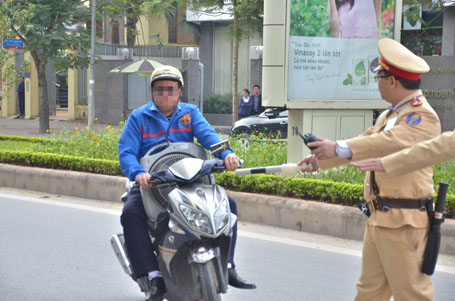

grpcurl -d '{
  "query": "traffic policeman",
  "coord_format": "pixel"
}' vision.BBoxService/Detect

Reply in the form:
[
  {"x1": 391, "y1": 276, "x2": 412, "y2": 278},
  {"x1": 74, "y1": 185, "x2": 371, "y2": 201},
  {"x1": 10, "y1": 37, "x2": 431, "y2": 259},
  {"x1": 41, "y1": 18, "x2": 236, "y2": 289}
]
[
  {"x1": 351, "y1": 130, "x2": 455, "y2": 175},
  {"x1": 300, "y1": 38, "x2": 441, "y2": 300},
  {"x1": 118, "y1": 66, "x2": 256, "y2": 301}
]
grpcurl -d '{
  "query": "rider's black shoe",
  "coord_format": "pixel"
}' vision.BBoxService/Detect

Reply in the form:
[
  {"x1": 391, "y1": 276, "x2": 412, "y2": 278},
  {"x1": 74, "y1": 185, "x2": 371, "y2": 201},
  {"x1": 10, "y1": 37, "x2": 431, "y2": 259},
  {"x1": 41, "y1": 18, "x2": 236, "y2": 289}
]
[
  {"x1": 146, "y1": 277, "x2": 166, "y2": 301},
  {"x1": 228, "y1": 268, "x2": 256, "y2": 289}
]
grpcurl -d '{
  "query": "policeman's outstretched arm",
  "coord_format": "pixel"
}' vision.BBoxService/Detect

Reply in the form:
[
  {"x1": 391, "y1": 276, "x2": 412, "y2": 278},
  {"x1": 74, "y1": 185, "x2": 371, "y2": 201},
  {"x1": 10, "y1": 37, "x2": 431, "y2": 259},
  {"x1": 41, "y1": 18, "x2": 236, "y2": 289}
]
[
  {"x1": 352, "y1": 130, "x2": 455, "y2": 175},
  {"x1": 307, "y1": 138, "x2": 337, "y2": 160},
  {"x1": 350, "y1": 159, "x2": 385, "y2": 172},
  {"x1": 298, "y1": 154, "x2": 320, "y2": 172}
]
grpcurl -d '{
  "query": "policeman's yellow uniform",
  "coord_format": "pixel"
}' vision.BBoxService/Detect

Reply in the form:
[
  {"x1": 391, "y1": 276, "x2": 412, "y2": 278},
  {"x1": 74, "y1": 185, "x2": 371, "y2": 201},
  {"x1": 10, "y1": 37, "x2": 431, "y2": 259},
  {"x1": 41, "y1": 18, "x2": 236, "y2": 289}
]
[
  {"x1": 381, "y1": 130, "x2": 455, "y2": 175},
  {"x1": 319, "y1": 38, "x2": 441, "y2": 300}
]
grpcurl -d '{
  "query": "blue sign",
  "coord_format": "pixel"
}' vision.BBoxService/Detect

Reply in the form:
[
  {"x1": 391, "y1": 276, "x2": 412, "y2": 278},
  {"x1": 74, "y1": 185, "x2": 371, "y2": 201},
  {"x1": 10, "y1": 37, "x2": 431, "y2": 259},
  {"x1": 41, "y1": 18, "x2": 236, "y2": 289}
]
[{"x1": 2, "y1": 38, "x2": 24, "y2": 49}]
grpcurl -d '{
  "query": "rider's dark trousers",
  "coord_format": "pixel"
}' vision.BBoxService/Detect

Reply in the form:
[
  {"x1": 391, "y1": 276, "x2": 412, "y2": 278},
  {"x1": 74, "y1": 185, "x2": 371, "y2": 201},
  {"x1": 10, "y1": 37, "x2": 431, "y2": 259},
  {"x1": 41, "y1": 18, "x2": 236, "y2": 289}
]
[{"x1": 121, "y1": 186, "x2": 238, "y2": 278}]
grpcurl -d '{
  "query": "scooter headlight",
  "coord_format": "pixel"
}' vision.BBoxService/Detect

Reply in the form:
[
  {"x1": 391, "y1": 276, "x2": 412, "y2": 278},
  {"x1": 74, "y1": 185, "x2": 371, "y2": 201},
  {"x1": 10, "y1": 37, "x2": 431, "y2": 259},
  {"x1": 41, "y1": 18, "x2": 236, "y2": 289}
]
[
  {"x1": 179, "y1": 204, "x2": 213, "y2": 234},
  {"x1": 214, "y1": 198, "x2": 229, "y2": 233}
]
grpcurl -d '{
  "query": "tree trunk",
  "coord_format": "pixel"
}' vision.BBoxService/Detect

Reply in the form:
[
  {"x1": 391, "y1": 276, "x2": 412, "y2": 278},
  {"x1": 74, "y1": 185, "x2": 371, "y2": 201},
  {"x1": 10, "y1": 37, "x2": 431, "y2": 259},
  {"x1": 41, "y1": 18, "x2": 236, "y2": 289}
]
[
  {"x1": 231, "y1": 8, "x2": 239, "y2": 124},
  {"x1": 37, "y1": 61, "x2": 49, "y2": 133}
]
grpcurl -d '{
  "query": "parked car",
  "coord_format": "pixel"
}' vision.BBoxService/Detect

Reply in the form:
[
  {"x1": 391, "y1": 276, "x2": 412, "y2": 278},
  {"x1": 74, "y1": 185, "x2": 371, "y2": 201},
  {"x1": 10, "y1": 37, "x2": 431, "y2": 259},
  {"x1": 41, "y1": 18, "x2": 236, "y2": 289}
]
[{"x1": 231, "y1": 109, "x2": 288, "y2": 138}]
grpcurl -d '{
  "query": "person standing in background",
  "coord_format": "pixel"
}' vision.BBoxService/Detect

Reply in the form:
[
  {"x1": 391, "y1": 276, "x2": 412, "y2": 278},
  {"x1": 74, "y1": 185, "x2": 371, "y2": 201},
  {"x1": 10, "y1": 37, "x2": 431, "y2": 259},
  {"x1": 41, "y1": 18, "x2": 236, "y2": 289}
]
[
  {"x1": 251, "y1": 85, "x2": 264, "y2": 115},
  {"x1": 15, "y1": 77, "x2": 25, "y2": 119},
  {"x1": 238, "y1": 88, "x2": 253, "y2": 119}
]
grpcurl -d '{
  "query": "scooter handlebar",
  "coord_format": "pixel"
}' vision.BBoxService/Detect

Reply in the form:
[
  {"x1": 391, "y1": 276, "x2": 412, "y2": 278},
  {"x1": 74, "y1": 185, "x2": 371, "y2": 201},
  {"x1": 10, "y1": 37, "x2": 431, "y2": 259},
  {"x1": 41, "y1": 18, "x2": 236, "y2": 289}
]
[{"x1": 147, "y1": 158, "x2": 233, "y2": 185}]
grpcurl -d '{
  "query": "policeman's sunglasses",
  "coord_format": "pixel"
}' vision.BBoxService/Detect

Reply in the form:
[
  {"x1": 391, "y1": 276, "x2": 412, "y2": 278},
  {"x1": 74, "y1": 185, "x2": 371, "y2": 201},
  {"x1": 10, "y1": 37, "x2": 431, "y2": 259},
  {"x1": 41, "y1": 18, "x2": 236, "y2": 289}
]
[
  {"x1": 154, "y1": 86, "x2": 178, "y2": 96},
  {"x1": 374, "y1": 75, "x2": 392, "y2": 82}
]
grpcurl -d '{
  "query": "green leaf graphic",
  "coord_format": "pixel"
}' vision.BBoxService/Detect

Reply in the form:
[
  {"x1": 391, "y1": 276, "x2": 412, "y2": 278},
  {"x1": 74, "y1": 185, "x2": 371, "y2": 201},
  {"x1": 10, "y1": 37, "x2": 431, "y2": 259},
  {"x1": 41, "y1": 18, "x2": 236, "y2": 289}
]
[
  {"x1": 343, "y1": 73, "x2": 353, "y2": 85},
  {"x1": 355, "y1": 62, "x2": 365, "y2": 77},
  {"x1": 406, "y1": 7, "x2": 420, "y2": 27}
]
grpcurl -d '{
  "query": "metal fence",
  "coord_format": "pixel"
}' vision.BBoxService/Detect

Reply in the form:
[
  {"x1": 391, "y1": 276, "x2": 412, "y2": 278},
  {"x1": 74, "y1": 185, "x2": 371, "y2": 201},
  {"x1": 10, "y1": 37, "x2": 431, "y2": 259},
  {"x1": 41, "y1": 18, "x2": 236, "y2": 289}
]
[
  {"x1": 78, "y1": 68, "x2": 88, "y2": 105},
  {"x1": 96, "y1": 43, "x2": 181, "y2": 58}
]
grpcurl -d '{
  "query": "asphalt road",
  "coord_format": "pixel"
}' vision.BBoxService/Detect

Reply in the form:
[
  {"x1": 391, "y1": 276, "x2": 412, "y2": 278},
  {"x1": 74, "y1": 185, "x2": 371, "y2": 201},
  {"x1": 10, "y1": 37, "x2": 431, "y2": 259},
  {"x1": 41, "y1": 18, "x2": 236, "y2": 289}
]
[{"x1": 0, "y1": 189, "x2": 454, "y2": 301}]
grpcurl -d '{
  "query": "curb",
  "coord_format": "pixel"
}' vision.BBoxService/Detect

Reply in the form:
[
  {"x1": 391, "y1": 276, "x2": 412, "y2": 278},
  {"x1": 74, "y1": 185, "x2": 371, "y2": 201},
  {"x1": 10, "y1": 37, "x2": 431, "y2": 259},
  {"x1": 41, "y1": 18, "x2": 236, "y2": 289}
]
[
  {"x1": 0, "y1": 164, "x2": 126, "y2": 203},
  {"x1": 1, "y1": 163, "x2": 454, "y2": 256}
]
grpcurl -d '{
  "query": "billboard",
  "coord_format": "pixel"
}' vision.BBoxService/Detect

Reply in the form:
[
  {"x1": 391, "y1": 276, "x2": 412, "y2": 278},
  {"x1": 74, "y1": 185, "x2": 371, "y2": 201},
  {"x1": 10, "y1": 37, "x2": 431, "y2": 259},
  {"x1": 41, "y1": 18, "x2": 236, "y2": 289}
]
[{"x1": 288, "y1": 0, "x2": 396, "y2": 101}]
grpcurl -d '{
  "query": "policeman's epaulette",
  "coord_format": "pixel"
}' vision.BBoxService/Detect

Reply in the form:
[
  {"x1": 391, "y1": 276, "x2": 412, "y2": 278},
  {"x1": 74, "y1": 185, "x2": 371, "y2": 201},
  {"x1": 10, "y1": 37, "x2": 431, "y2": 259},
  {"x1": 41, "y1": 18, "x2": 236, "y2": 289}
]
[{"x1": 411, "y1": 97, "x2": 423, "y2": 106}]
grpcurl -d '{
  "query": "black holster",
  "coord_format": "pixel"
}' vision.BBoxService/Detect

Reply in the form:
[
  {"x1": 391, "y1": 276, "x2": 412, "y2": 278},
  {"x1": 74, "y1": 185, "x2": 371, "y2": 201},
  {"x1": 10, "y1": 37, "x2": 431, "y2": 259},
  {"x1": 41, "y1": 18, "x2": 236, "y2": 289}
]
[
  {"x1": 422, "y1": 204, "x2": 443, "y2": 275},
  {"x1": 422, "y1": 183, "x2": 448, "y2": 275}
]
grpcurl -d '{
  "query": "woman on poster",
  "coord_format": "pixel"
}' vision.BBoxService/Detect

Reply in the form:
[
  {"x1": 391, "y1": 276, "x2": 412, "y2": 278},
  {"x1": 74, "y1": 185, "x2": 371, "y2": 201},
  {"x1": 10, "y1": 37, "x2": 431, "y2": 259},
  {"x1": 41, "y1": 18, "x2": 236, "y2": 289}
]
[{"x1": 329, "y1": 0, "x2": 382, "y2": 39}]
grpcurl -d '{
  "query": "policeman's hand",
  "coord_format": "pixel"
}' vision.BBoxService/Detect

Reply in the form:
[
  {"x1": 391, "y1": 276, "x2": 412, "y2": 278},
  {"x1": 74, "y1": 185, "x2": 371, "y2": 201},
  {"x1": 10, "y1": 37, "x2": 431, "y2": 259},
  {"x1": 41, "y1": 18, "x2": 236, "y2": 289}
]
[
  {"x1": 350, "y1": 159, "x2": 385, "y2": 172},
  {"x1": 224, "y1": 153, "x2": 240, "y2": 171},
  {"x1": 308, "y1": 138, "x2": 337, "y2": 160},
  {"x1": 298, "y1": 154, "x2": 320, "y2": 172},
  {"x1": 135, "y1": 172, "x2": 153, "y2": 187}
]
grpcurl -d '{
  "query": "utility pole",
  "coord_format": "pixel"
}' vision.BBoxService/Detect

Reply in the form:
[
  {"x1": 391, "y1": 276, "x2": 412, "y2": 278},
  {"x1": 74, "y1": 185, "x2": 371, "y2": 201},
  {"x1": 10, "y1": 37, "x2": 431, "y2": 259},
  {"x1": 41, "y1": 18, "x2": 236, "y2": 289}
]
[{"x1": 88, "y1": 0, "x2": 96, "y2": 129}]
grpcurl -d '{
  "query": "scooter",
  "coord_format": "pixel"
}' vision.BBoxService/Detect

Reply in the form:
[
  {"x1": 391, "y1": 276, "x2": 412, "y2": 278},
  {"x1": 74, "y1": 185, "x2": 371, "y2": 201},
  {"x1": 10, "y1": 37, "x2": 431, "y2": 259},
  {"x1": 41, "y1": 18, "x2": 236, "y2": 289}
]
[{"x1": 111, "y1": 140, "x2": 236, "y2": 301}]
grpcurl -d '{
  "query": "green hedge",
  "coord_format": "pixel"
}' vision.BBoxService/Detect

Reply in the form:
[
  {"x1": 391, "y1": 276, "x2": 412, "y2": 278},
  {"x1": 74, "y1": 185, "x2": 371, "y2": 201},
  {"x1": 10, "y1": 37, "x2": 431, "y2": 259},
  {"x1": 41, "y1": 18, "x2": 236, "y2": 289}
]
[
  {"x1": 215, "y1": 172, "x2": 455, "y2": 218},
  {"x1": 0, "y1": 134, "x2": 51, "y2": 143},
  {"x1": 0, "y1": 150, "x2": 122, "y2": 176},
  {"x1": 202, "y1": 93, "x2": 233, "y2": 114},
  {"x1": 0, "y1": 146, "x2": 453, "y2": 218}
]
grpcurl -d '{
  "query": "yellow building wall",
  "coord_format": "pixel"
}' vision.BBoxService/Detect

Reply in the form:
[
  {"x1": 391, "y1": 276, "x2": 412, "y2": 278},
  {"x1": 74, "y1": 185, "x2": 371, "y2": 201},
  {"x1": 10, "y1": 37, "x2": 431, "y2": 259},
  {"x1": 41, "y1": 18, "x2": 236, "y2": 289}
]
[
  {"x1": 24, "y1": 52, "x2": 39, "y2": 119},
  {"x1": 67, "y1": 68, "x2": 78, "y2": 120},
  {"x1": 1, "y1": 50, "x2": 16, "y2": 117},
  {"x1": 136, "y1": 13, "x2": 197, "y2": 46},
  {"x1": 139, "y1": 15, "x2": 168, "y2": 45},
  {"x1": 68, "y1": 67, "x2": 89, "y2": 121}
]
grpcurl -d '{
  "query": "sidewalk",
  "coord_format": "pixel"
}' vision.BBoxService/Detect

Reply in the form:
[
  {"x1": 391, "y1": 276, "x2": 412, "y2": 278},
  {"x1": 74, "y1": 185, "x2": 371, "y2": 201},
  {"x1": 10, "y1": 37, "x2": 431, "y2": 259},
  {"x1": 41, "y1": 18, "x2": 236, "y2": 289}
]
[
  {"x1": 0, "y1": 115, "x2": 231, "y2": 137},
  {"x1": 0, "y1": 115, "x2": 122, "y2": 137}
]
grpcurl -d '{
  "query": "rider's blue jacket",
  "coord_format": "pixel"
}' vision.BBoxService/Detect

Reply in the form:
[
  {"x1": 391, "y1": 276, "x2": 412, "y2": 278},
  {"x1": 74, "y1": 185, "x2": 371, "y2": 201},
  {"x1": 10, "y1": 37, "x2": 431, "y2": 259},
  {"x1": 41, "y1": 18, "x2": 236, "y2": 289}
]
[{"x1": 118, "y1": 101, "x2": 233, "y2": 181}]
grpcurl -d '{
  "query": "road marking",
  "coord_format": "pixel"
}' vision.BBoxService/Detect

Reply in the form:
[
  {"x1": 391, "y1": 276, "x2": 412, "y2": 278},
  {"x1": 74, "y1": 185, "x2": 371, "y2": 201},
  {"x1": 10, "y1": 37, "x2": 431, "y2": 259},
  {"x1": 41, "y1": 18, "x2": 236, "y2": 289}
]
[
  {"x1": 2, "y1": 191, "x2": 454, "y2": 275},
  {"x1": 239, "y1": 230, "x2": 362, "y2": 257},
  {"x1": 0, "y1": 192, "x2": 121, "y2": 216},
  {"x1": 238, "y1": 231, "x2": 455, "y2": 275}
]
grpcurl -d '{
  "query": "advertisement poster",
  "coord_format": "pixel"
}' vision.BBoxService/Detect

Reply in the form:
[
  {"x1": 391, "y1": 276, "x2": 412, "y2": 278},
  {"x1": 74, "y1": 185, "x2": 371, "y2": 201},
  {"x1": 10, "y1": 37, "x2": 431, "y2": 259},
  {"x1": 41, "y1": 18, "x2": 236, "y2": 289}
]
[{"x1": 288, "y1": 0, "x2": 396, "y2": 100}]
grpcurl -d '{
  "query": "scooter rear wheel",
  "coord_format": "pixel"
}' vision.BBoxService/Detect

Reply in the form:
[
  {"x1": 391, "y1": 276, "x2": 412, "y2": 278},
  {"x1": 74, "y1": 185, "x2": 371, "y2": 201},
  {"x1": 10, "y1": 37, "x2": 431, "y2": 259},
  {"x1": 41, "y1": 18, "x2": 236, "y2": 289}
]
[{"x1": 198, "y1": 260, "x2": 221, "y2": 301}]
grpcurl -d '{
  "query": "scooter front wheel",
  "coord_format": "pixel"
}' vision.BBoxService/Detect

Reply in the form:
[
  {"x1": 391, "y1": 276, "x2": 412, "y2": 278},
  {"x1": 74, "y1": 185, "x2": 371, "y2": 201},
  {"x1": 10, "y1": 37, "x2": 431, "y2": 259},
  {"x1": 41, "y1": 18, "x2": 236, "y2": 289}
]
[{"x1": 197, "y1": 260, "x2": 221, "y2": 301}]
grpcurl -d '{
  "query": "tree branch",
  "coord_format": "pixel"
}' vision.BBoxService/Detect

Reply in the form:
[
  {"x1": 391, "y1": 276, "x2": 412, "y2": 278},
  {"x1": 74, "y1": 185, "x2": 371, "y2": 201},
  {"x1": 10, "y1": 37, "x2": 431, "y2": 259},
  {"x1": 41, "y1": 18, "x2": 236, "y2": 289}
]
[{"x1": 8, "y1": 23, "x2": 27, "y2": 45}]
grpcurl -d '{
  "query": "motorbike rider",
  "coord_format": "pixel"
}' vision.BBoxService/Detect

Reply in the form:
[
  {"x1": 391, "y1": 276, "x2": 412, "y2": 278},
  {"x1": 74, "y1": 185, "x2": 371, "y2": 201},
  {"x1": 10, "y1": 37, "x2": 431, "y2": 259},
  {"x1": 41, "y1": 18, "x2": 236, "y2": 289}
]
[{"x1": 118, "y1": 65, "x2": 256, "y2": 301}]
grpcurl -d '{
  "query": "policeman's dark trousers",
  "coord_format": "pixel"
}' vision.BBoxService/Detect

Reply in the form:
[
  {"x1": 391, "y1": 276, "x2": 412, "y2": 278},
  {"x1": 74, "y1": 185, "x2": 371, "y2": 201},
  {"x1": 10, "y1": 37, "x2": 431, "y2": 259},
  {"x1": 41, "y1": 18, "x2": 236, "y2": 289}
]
[{"x1": 121, "y1": 187, "x2": 238, "y2": 278}]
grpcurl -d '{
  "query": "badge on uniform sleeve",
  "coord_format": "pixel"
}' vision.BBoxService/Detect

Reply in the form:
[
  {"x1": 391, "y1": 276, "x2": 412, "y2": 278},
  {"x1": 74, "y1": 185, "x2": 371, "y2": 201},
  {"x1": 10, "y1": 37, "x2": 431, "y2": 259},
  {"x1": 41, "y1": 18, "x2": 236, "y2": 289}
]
[
  {"x1": 407, "y1": 113, "x2": 422, "y2": 126},
  {"x1": 180, "y1": 113, "x2": 191, "y2": 125},
  {"x1": 411, "y1": 97, "x2": 423, "y2": 106}
]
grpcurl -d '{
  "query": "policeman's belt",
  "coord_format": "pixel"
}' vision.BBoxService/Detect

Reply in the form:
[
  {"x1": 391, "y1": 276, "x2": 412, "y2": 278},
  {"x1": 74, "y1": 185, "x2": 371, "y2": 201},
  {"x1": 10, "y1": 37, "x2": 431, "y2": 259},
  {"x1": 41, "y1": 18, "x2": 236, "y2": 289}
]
[{"x1": 367, "y1": 197, "x2": 432, "y2": 212}]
